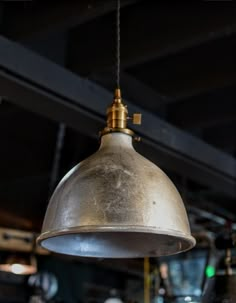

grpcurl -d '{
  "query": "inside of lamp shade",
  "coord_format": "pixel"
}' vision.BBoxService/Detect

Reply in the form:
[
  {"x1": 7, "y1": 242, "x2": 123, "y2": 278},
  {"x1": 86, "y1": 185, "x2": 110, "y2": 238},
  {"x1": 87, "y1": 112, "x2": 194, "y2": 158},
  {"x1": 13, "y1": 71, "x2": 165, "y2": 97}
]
[{"x1": 40, "y1": 232, "x2": 194, "y2": 258}]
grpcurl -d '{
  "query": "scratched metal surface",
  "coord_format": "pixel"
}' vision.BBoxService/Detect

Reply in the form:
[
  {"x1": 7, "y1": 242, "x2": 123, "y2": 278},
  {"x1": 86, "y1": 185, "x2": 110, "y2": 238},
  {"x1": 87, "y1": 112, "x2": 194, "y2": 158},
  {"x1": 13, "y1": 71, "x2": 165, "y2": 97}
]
[{"x1": 38, "y1": 133, "x2": 195, "y2": 257}]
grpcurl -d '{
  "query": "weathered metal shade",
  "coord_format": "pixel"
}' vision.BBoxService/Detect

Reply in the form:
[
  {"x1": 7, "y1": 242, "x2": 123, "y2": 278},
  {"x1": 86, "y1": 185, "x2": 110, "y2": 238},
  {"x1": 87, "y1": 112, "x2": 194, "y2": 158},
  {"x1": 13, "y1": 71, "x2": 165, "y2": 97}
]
[
  {"x1": 202, "y1": 275, "x2": 236, "y2": 303},
  {"x1": 38, "y1": 89, "x2": 195, "y2": 258}
]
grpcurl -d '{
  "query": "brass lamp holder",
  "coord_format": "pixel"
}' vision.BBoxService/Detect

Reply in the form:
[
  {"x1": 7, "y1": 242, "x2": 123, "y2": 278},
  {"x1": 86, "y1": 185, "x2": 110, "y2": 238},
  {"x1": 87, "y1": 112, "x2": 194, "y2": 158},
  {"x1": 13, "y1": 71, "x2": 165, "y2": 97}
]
[{"x1": 100, "y1": 88, "x2": 142, "y2": 140}]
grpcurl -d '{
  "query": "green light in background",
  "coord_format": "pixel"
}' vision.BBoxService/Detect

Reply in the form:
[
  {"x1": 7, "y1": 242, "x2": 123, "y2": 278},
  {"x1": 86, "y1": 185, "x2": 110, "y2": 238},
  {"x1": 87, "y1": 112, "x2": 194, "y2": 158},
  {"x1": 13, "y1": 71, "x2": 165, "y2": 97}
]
[{"x1": 206, "y1": 265, "x2": 215, "y2": 278}]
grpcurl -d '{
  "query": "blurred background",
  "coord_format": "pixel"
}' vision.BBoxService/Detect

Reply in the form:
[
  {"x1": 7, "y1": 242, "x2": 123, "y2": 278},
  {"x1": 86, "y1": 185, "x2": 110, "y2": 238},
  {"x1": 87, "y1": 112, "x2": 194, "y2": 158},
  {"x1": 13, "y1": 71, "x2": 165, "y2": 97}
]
[{"x1": 0, "y1": 0, "x2": 236, "y2": 302}]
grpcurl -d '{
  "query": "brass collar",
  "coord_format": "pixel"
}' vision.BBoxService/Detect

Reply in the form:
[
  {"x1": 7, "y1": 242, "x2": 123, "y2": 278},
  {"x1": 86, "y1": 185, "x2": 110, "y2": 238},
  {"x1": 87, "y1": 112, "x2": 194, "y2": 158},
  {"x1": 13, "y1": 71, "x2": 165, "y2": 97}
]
[{"x1": 100, "y1": 89, "x2": 142, "y2": 138}]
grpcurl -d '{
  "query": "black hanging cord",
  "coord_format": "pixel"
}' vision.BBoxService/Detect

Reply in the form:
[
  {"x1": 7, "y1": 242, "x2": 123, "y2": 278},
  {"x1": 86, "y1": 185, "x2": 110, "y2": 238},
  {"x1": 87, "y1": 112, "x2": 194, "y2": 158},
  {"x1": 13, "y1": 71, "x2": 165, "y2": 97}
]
[{"x1": 116, "y1": 0, "x2": 121, "y2": 89}]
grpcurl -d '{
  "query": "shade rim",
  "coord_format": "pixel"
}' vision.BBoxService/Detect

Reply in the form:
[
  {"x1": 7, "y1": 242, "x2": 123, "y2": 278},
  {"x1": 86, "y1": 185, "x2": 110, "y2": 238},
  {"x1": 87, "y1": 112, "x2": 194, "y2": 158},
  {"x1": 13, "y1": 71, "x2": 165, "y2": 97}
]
[{"x1": 37, "y1": 225, "x2": 196, "y2": 258}]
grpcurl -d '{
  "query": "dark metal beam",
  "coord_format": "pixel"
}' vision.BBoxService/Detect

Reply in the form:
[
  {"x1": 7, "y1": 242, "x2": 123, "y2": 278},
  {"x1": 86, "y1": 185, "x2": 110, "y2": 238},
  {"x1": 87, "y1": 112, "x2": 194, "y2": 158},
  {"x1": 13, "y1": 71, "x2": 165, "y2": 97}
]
[
  {"x1": 91, "y1": 71, "x2": 169, "y2": 115},
  {"x1": 2, "y1": 0, "x2": 136, "y2": 41},
  {"x1": 0, "y1": 36, "x2": 236, "y2": 197},
  {"x1": 203, "y1": 122, "x2": 236, "y2": 151},
  {"x1": 68, "y1": 2, "x2": 236, "y2": 74},
  {"x1": 128, "y1": 34, "x2": 236, "y2": 100},
  {"x1": 168, "y1": 88, "x2": 236, "y2": 128}
]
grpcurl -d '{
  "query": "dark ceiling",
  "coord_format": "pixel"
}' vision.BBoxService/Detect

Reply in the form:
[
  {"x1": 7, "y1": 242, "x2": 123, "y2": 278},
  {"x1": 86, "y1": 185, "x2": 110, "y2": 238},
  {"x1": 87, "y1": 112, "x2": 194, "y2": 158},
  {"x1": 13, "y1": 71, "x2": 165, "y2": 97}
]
[{"x1": 0, "y1": 0, "x2": 236, "y2": 235}]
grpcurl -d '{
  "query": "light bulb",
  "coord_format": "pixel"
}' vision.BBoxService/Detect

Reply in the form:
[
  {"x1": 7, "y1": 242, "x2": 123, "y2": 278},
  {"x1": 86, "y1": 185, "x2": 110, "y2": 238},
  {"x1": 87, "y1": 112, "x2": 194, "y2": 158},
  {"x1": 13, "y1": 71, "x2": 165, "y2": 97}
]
[{"x1": 11, "y1": 263, "x2": 27, "y2": 275}]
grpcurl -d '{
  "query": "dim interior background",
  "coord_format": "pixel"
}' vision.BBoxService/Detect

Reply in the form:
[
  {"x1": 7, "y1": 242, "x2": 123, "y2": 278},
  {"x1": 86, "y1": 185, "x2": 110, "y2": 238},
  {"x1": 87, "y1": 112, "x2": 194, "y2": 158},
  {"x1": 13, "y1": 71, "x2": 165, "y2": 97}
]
[{"x1": 0, "y1": 0, "x2": 236, "y2": 302}]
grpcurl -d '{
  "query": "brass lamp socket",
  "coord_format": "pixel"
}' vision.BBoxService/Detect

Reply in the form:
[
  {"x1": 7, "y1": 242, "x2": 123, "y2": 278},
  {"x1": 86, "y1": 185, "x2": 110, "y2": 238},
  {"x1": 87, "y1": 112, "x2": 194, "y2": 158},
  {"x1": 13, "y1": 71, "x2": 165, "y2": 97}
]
[
  {"x1": 100, "y1": 88, "x2": 141, "y2": 138},
  {"x1": 107, "y1": 88, "x2": 128, "y2": 129}
]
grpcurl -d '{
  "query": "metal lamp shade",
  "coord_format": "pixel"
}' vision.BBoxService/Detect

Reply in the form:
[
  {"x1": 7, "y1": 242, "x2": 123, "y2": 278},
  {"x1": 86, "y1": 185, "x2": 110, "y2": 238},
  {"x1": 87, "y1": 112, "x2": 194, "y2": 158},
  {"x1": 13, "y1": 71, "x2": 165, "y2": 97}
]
[
  {"x1": 38, "y1": 133, "x2": 195, "y2": 258},
  {"x1": 202, "y1": 275, "x2": 236, "y2": 303}
]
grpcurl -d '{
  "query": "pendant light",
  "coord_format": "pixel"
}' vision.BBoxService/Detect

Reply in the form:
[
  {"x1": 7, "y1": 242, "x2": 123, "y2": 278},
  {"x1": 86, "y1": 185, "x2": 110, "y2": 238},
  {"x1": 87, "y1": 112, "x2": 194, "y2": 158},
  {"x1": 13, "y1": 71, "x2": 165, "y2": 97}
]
[
  {"x1": 0, "y1": 254, "x2": 37, "y2": 275},
  {"x1": 0, "y1": 232, "x2": 38, "y2": 275},
  {"x1": 202, "y1": 248, "x2": 236, "y2": 303},
  {"x1": 37, "y1": 0, "x2": 195, "y2": 258},
  {"x1": 104, "y1": 289, "x2": 123, "y2": 303},
  {"x1": 28, "y1": 272, "x2": 58, "y2": 301},
  {"x1": 202, "y1": 234, "x2": 236, "y2": 303}
]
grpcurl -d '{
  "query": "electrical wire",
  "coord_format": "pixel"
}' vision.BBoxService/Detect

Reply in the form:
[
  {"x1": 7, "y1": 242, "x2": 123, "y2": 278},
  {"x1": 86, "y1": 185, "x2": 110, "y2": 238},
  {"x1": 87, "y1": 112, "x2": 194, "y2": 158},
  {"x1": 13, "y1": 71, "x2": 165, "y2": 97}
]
[{"x1": 116, "y1": 0, "x2": 121, "y2": 89}]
